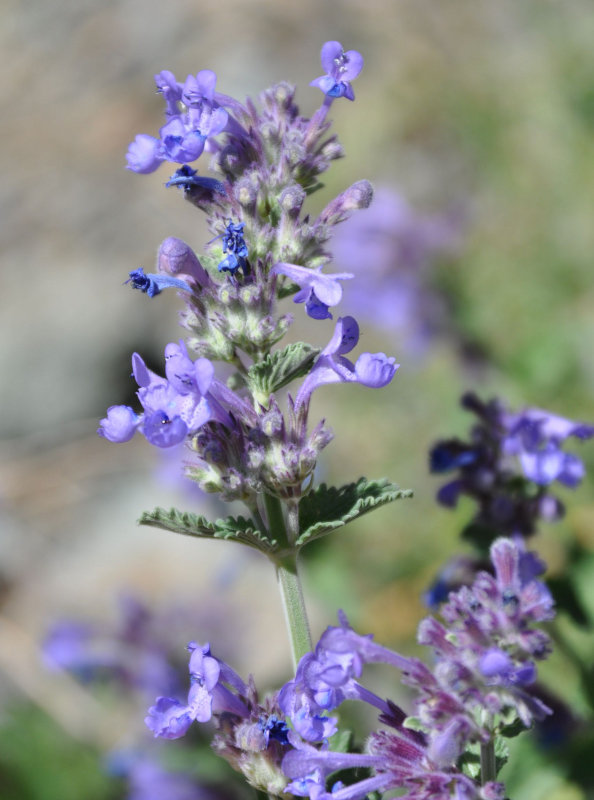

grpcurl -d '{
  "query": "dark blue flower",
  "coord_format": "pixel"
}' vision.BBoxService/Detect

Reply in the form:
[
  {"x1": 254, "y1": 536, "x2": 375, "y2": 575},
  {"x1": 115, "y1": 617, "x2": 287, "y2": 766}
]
[
  {"x1": 165, "y1": 165, "x2": 225, "y2": 195},
  {"x1": 429, "y1": 440, "x2": 478, "y2": 473},
  {"x1": 126, "y1": 267, "x2": 191, "y2": 297},
  {"x1": 217, "y1": 220, "x2": 249, "y2": 275}
]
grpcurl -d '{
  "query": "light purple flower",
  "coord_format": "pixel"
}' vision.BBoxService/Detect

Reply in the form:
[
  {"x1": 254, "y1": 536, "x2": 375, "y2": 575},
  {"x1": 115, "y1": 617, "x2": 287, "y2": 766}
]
[
  {"x1": 272, "y1": 262, "x2": 353, "y2": 320},
  {"x1": 126, "y1": 758, "x2": 210, "y2": 800},
  {"x1": 310, "y1": 41, "x2": 364, "y2": 101},
  {"x1": 126, "y1": 134, "x2": 164, "y2": 174},
  {"x1": 181, "y1": 70, "x2": 218, "y2": 106},
  {"x1": 294, "y1": 317, "x2": 398, "y2": 410},
  {"x1": 145, "y1": 642, "x2": 249, "y2": 739},
  {"x1": 98, "y1": 405, "x2": 140, "y2": 443},
  {"x1": 154, "y1": 69, "x2": 183, "y2": 116},
  {"x1": 127, "y1": 69, "x2": 229, "y2": 173},
  {"x1": 99, "y1": 343, "x2": 237, "y2": 449}
]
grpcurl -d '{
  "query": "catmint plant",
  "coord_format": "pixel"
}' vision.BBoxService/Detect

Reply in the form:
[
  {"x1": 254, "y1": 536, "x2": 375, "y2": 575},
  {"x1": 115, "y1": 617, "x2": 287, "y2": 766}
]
[
  {"x1": 100, "y1": 40, "x2": 410, "y2": 673},
  {"x1": 90, "y1": 39, "x2": 591, "y2": 800}
]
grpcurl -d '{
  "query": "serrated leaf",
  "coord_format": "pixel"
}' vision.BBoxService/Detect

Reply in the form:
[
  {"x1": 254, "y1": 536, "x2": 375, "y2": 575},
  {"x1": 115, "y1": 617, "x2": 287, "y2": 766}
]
[
  {"x1": 247, "y1": 341, "x2": 320, "y2": 398},
  {"x1": 296, "y1": 478, "x2": 413, "y2": 548},
  {"x1": 138, "y1": 507, "x2": 276, "y2": 553}
]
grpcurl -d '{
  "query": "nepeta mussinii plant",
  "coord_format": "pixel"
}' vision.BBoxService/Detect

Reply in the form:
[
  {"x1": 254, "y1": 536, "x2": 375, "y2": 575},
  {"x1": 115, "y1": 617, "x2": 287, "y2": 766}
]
[{"x1": 94, "y1": 41, "x2": 584, "y2": 799}]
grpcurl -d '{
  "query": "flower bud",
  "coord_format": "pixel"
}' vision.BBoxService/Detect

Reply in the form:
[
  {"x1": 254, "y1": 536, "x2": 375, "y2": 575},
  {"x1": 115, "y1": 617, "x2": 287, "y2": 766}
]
[
  {"x1": 272, "y1": 81, "x2": 295, "y2": 109},
  {"x1": 321, "y1": 140, "x2": 345, "y2": 160},
  {"x1": 279, "y1": 184, "x2": 306, "y2": 217},
  {"x1": 234, "y1": 177, "x2": 258, "y2": 208},
  {"x1": 318, "y1": 180, "x2": 374, "y2": 226},
  {"x1": 157, "y1": 237, "x2": 210, "y2": 286}
]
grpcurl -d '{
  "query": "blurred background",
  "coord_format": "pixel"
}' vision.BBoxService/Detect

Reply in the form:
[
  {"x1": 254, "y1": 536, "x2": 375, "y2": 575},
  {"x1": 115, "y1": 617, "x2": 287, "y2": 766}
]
[{"x1": 1, "y1": 0, "x2": 594, "y2": 798}]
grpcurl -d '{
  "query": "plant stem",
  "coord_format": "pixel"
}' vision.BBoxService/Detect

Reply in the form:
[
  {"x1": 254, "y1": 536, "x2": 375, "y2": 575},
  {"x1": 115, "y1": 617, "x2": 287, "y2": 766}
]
[
  {"x1": 263, "y1": 493, "x2": 312, "y2": 669},
  {"x1": 480, "y1": 739, "x2": 497, "y2": 785},
  {"x1": 277, "y1": 554, "x2": 313, "y2": 669}
]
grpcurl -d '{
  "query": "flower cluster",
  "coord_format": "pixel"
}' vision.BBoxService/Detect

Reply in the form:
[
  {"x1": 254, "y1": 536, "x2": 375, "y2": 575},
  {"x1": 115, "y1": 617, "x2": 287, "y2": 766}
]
[
  {"x1": 99, "y1": 41, "x2": 399, "y2": 513},
  {"x1": 43, "y1": 595, "x2": 181, "y2": 694},
  {"x1": 280, "y1": 537, "x2": 554, "y2": 800},
  {"x1": 430, "y1": 392, "x2": 594, "y2": 541},
  {"x1": 146, "y1": 642, "x2": 294, "y2": 796}
]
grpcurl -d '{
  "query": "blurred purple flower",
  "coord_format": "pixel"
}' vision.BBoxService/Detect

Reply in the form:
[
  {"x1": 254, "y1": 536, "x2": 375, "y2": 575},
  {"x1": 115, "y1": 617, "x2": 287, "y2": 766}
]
[
  {"x1": 430, "y1": 393, "x2": 594, "y2": 540},
  {"x1": 330, "y1": 187, "x2": 463, "y2": 356}
]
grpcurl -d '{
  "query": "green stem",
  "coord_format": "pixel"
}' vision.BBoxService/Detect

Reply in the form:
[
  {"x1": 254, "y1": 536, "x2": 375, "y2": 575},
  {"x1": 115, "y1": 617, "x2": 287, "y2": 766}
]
[
  {"x1": 277, "y1": 554, "x2": 313, "y2": 668},
  {"x1": 263, "y1": 493, "x2": 312, "y2": 669},
  {"x1": 480, "y1": 739, "x2": 497, "y2": 785}
]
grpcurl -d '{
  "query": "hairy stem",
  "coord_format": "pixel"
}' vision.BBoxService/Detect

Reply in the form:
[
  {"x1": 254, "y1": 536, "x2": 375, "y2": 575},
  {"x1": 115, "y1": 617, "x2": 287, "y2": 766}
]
[
  {"x1": 277, "y1": 554, "x2": 313, "y2": 669},
  {"x1": 263, "y1": 493, "x2": 312, "y2": 668},
  {"x1": 480, "y1": 739, "x2": 497, "y2": 785}
]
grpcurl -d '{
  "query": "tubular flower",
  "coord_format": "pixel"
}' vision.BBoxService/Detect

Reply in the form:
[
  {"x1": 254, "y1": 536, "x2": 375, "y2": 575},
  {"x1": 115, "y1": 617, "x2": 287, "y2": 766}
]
[
  {"x1": 295, "y1": 316, "x2": 398, "y2": 411},
  {"x1": 310, "y1": 41, "x2": 364, "y2": 101}
]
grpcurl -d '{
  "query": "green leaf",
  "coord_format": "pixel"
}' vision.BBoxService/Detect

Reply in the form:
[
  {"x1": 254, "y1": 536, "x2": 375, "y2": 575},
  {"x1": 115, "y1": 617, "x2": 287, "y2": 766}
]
[
  {"x1": 329, "y1": 729, "x2": 353, "y2": 753},
  {"x1": 277, "y1": 281, "x2": 300, "y2": 300},
  {"x1": 459, "y1": 739, "x2": 509, "y2": 780},
  {"x1": 247, "y1": 341, "x2": 320, "y2": 399},
  {"x1": 494, "y1": 736, "x2": 510, "y2": 775},
  {"x1": 499, "y1": 717, "x2": 526, "y2": 739},
  {"x1": 459, "y1": 743, "x2": 481, "y2": 780},
  {"x1": 296, "y1": 478, "x2": 413, "y2": 548},
  {"x1": 139, "y1": 507, "x2": 276, "y2": 554}
]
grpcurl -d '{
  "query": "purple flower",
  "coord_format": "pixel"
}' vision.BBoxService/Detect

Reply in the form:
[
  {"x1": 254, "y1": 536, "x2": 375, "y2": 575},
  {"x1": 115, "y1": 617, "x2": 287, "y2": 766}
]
[
  {"x1": 127, "y1": 69, "x2": 229, "y2": 173},
  {"x1": 294, "y1": 317, "x2": 398, "y2": 411},
  {"x1": 146, "y1": 642, "x2": 249, "y2": 739},
  {"x1": 272, "y1": 262, "x2": 353, "y2": 320},
  {"x1": 310, "y1": 41, "x2": 364, "y2": 101},
  {"x1": 43, "y1": 597, "x2": 181, "y2": 694},
  {"x1": 281, "y1": 539, "x2": 553, "y2": 798},
  {"x1": 154, "y1": 69, "x2": 184, "y2": 117},
  {"x1": 126, "y1": 758, "x2": 211, "y2": 800},
  {"x1": 126, "y1": 134, "x2": 163, "y2": 174},
  {"x1": 126, "y1": 267, "x2": 192, "y2": 297},
  {"x1": 430, "y1": 393, "x2": 594, "y2": 541},
  {"x1": 181, "y1": 70, "x2": 217, "y2": 106},
  {"x1": 98, "y1": 405, "x2": 140, "y2": 443},
  {"x1": 99, "y1": 343, "x2": 236, "y2": 449},
  {"x1": 329, "y1": 187, "x2": 464, "y2": 357},
  {"x1": 504, "y1": 407, "x2": 594, "y2": 488},
  {"x1": 279, "y1": 612, "x2": 411, "y2": 742}
]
